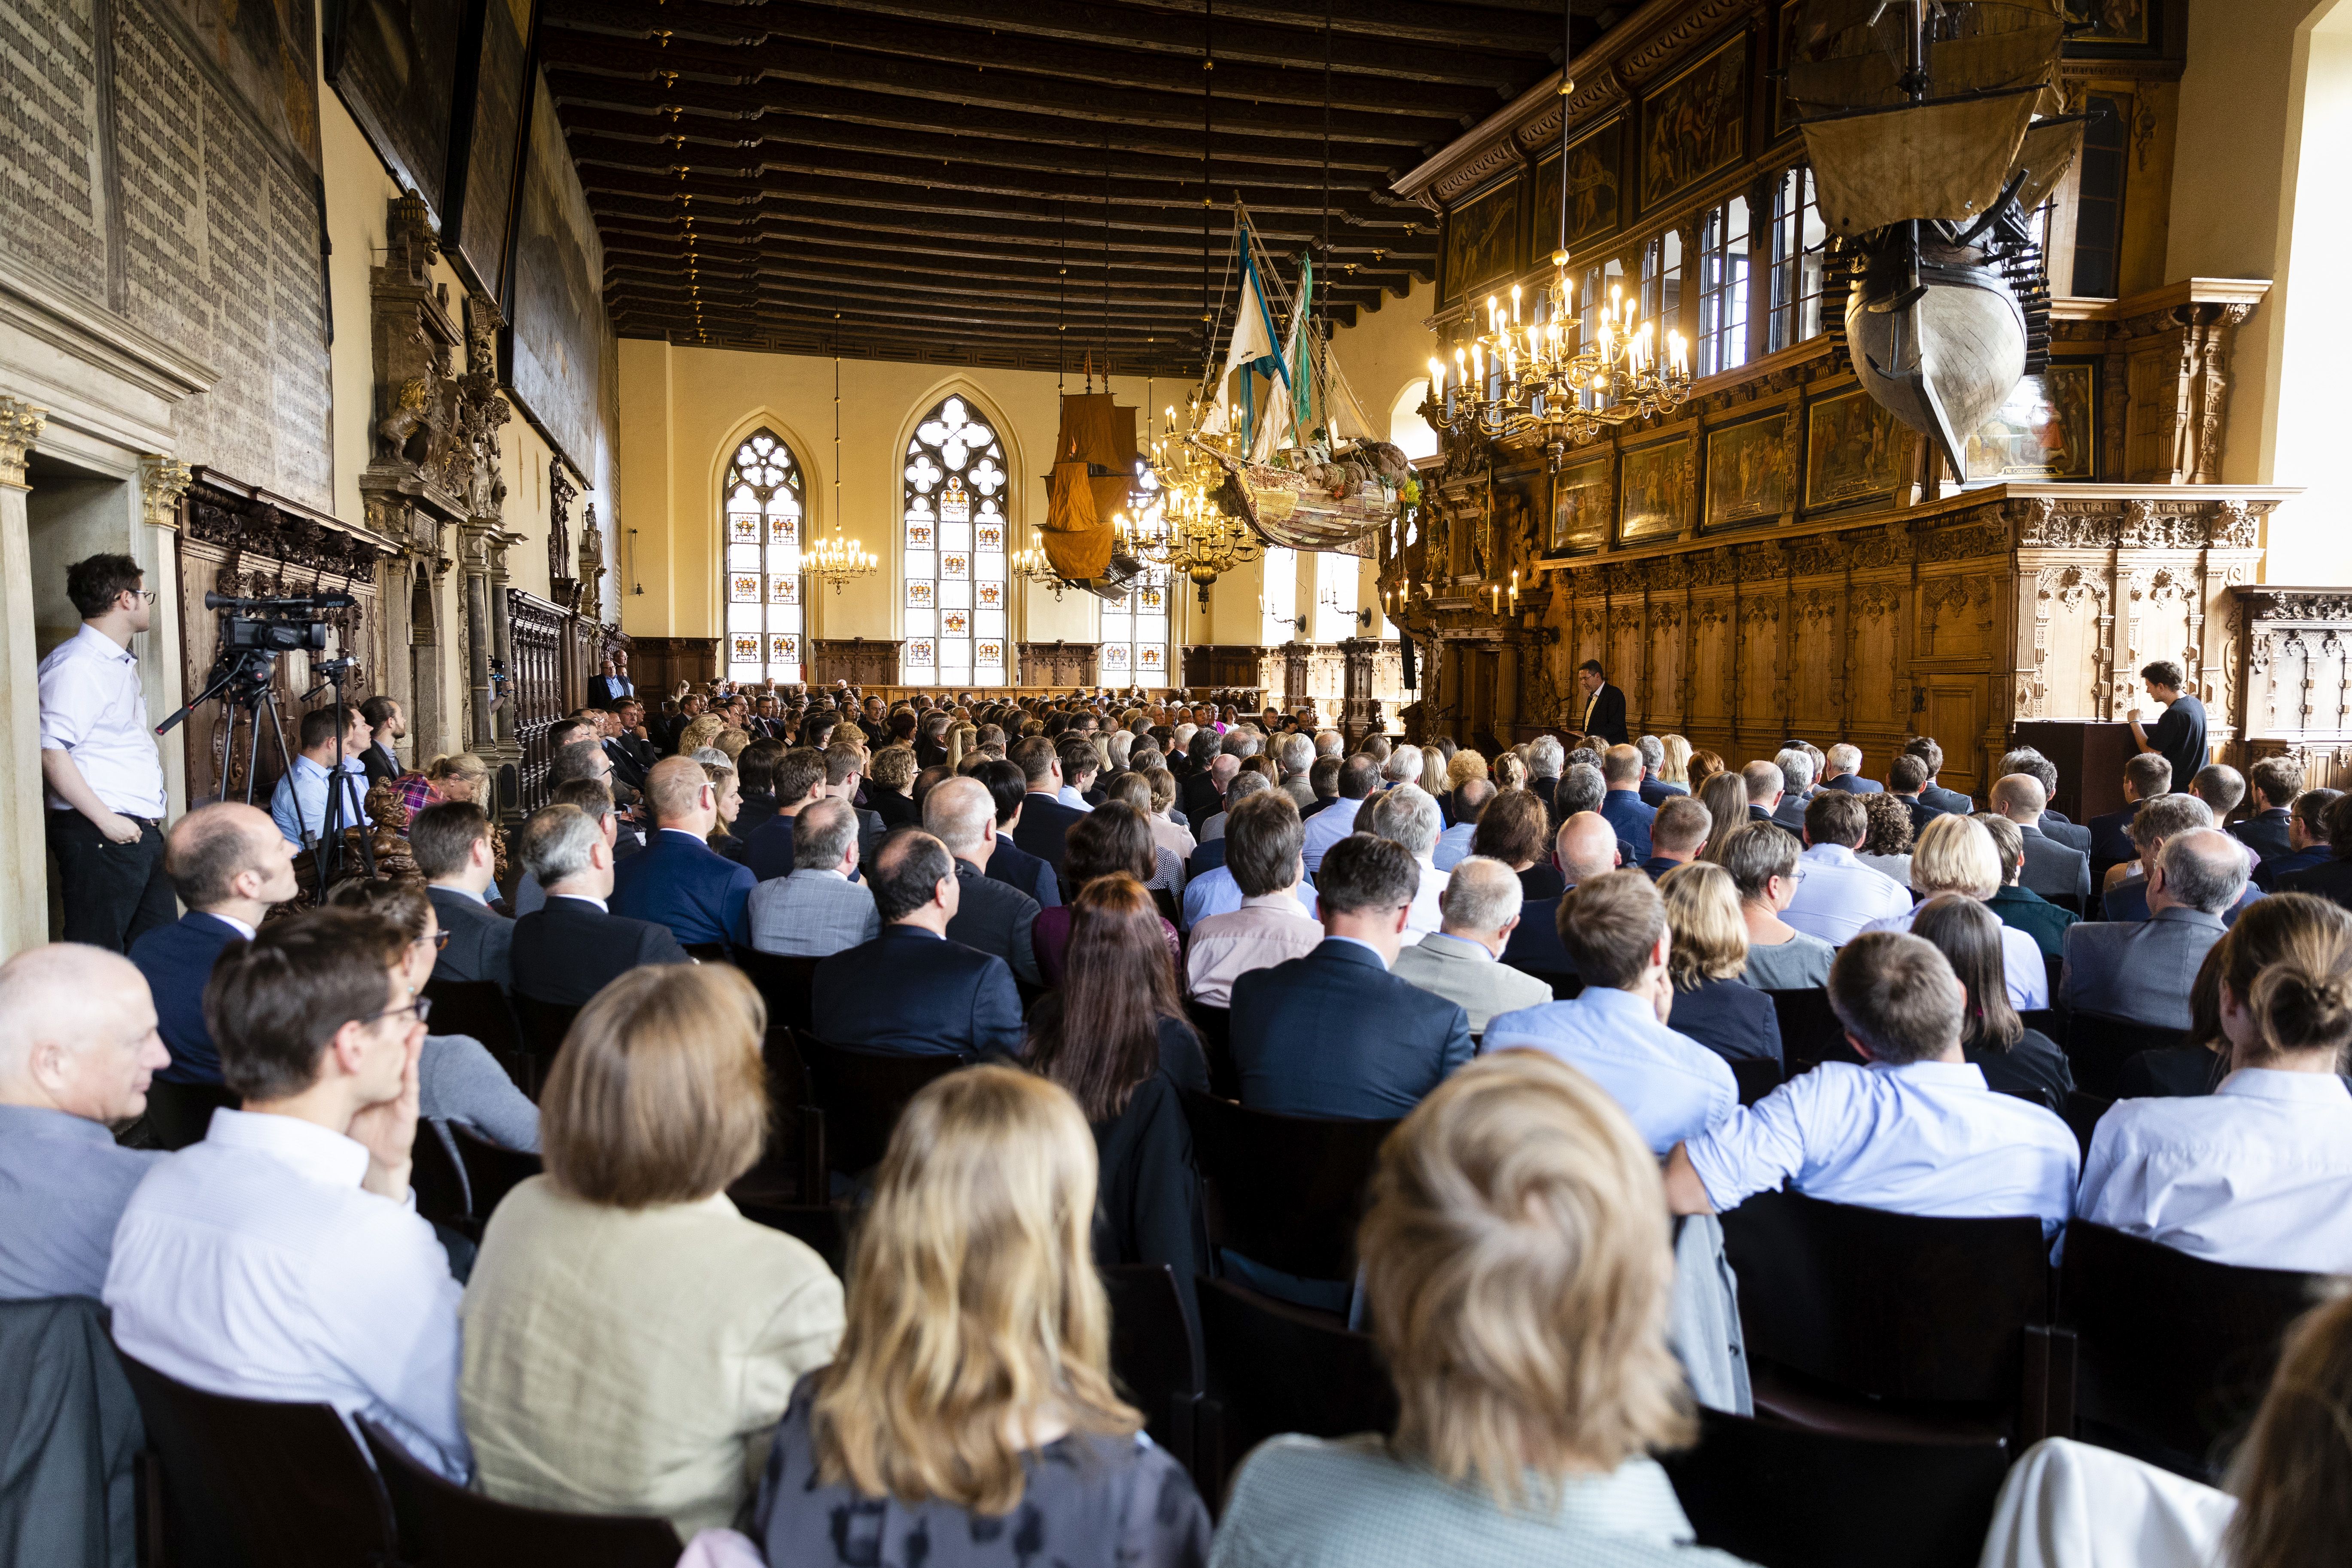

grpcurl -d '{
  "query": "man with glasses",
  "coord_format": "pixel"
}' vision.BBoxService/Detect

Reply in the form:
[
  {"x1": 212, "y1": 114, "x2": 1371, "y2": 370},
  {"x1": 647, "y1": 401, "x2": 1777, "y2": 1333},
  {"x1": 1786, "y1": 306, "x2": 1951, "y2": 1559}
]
[
  {"x1": 105, "y1": 908, "x2": 473, "y2": 1481},
  {"x1": 39, "y1": 553, "x2": 174, "y2": 950}
]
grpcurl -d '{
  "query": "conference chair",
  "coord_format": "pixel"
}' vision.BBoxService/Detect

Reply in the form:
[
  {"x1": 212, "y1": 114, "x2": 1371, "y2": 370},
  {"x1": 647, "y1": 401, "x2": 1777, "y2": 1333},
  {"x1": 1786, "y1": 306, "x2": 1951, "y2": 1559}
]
[
  {"x1": 1194, "y1": 1277, "x2": 1396, "y2": 1512},
  {"x1": 141, "y1": 1080, "x2": 237, "y2": 1152},
  {"x1": 1102, "y1": 1262, "x2": 1205, "y2": 1485},
  {"x1": 116, "y1": 1352, "x2": 396, "y2": 1568},
  {"x1": 2062, "y1": 1014, "x2": 2189, "y2": 1099},
  {"x1": 359, "y1": 1420, "x2": 682, "y2": 1568},
  {"x1": 794, "y1": 1032, "x2": 969, "y2": 1197},
  {"x1": 1763, "y1": 990, "x2": 1866, "y2": 1075},
  {"x1": 1661, "y1": 1407, "x2": 2011, "y2": 1568},
  {"x1": 1179, "y1": 1090, "x2": 1397, "y2": 1288},
  {"x1": 1720, "y1": 1189, "x2": 2066, "y2": 1445},
  {"x1": 2060, "y1": 1221, "x2": 2328, "y2": 1479},
  {"x1": 450, "y1": 1125, "x2": 543, "y2": 1221}
]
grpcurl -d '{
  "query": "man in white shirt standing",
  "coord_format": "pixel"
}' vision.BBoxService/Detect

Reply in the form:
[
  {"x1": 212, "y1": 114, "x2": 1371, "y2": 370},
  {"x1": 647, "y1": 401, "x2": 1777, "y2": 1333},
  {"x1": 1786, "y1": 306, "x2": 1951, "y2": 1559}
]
[
  {"x1": 105, "y1": 907, "x2": 471, "y2": 1480},
  {"x1": 1782, "y1": 792, "x2": 1913, "y2": 944},
  {"x1": 38, "y1": 553, "x2": 173, "y2": 951},
  {"x1": 1665, "y1": 931, "x2": 2078, "y2": 1237}
]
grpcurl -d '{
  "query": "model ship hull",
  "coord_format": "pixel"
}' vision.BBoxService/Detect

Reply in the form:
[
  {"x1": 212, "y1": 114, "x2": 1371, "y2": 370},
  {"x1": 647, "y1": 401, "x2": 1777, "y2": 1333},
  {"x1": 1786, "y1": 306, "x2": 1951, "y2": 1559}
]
[{"x1": 1190, "y1": 438, "x2": 1386, "y2": 558}]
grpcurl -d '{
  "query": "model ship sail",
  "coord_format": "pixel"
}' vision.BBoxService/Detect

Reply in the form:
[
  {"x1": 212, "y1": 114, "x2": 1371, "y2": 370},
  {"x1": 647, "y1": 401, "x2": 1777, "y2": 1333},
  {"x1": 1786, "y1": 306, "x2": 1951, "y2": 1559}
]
[
  {"x1": 1790, "y1": 0, "x2": 2078, "y2": 473},
  {"x1": 1041, "y1": 381, "x2": 1147, "y2": 600}
]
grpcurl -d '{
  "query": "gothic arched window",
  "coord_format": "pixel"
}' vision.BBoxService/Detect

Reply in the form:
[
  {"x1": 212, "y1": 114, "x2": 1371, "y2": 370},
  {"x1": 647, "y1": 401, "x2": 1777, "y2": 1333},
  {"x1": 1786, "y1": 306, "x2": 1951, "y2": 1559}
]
[
  {"x1": 722, "y1": 430, "x2": 805, "y2": 685},
  {"x1": 901, "y1": 396, "x2": 1008, "y2": 686}
]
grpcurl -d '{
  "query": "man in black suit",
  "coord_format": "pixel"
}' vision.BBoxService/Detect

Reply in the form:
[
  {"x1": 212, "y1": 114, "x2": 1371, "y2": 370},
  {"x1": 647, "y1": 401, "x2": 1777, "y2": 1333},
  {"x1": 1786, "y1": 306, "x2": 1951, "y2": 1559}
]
[
  {"x1": 1988, "y1": 773, "x2": 2092, "y2": 910},
  {"x1": 2087, "y1": 752, "x2": 2173, "y2": 888},
  {"x1": 811, "y1": 829, "x2": 1025, "y2": 1059},
  {"x1": 1229, "y1": 834, "x2": 1472, "y2": 1121},
  {"x1": 356, "y1": 696, "x2": 406, "y2": 787},
  {"x1": 976, "y1": 758, "x2": 1062, "y2": 907},
  {"x1": 1888, "y1": 754, "x2": 1947, "y2": 837},
  {"x1": 2232, "y1": 756, "x2": 2300, "y2": 867},
  {"x1": 1902, "y1": 736, "x2": 1974, "y2": 816},
  {"x1": 1503, "y1": 812, "x2": 1622, "y2": 977},
  {"x1": 1570, "y1": 660, "x2": 1629, "y2": 747},
  {"x1": 411, "y1": 801, "x2": 513, "y2": 990},
  {"x1": 1008, "y1": 735, "x2": 1088, "y2": 871},
  {"x1": 128, "y1": 804, "x2": 299, "y2": 1084},
  {"x1": 509, "y1": 803, "x2": 688, "y2": 1008}
]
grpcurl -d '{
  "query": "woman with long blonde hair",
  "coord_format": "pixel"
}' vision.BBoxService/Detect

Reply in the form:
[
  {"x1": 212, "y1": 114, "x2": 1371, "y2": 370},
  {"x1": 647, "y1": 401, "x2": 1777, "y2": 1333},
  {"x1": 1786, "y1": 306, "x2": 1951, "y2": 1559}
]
[{"x1": 755, "y1": 1067, "x2": 1209, "y2": 1566}]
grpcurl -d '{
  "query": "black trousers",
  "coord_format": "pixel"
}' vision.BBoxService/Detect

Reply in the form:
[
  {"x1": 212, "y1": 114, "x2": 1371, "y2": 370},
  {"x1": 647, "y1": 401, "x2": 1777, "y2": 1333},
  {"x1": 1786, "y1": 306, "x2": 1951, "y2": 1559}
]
[{"x1": 47, "y1": 812, "x2": 175, "y2": 953}]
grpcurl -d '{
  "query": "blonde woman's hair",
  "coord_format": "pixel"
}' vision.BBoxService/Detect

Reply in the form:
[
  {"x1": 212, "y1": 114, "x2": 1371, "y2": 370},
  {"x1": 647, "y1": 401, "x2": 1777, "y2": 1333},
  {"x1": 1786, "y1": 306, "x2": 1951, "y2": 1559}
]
[
  {"x1": 2224, "y1": 1284, "x2": 2352, "y2": 1568},
  {"x1": 1419, "y1": 746, "x2": 1448, "y2": 797},
  {"x1": 1360, "y1": 1050, "x2": 1694, "y2": 1507},
  {"x1": 812, "y1": 1066, "x2": 1138, "y2": 1512},
  {"x1": 1910, "y1": 813, "x2": 2001, "y2": 899},
  {"x1": 1445, "y1": 749, "x2": 1490, "y2": 792},
  {"x1": 1658, "y1": 861, "x2": 1749, "y2": 988},
  {"x1": 1660, "y1": 735, "x2": 1692, "y2": 786},
  {"x1": 540, "y1": 965, "x2": 770, "y2": 1208}
]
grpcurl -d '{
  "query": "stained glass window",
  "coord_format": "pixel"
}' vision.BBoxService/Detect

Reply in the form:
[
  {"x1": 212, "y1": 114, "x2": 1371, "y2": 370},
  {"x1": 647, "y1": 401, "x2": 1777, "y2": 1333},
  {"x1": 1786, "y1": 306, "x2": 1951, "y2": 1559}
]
[
  {"x1": 1099, "y1": 573, "x2": 1172, "y2": 685},
  {"x1": 901, "y1": 396, "x2": 1008, "y2": 685},
  {"x1": 723, "y1": 431, "x2": 805, "y2": 685}
]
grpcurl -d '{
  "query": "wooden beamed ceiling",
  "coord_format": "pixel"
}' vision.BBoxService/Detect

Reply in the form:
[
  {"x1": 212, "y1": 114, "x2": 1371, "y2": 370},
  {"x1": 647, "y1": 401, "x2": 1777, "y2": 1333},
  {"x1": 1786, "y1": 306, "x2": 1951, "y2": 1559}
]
[{"x1": 545, "y1": 0, "x2": 1610, "y2": 375}]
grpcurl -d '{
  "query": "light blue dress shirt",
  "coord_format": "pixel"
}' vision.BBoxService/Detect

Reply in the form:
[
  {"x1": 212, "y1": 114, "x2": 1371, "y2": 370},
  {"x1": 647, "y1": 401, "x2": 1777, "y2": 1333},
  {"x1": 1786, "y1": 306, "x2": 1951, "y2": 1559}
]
[
  {"x1": 270, "y1": 753, "x2": 374, "y2": 846},
  {"x1": 1182, "y1": 865, "x2": 1320, "y2": 930},
  {"x1": 1483, "y1": 986, "x2": 1738, "y2": 1155},
  {"x1": 1780, "y1": 841, "x2": 1914, "y2": 946},
  {"x1": 1684, "y1": 1059, "x2": 2079, "y2": 1238}
]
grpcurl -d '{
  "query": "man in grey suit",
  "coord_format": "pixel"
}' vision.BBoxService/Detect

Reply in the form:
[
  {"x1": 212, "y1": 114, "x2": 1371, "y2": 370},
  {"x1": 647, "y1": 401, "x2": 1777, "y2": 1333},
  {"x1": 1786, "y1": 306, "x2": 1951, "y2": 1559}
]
[
  {"x1": 1389, "y1": 857, "x2": 1552, "y2": 1035},
  {"x1": 411, "y1": 802, "x2": 512, "y2": 990},
  {"x1": 1990, "y1": 773, "x2": 2092, "y2": 909},
  {"x1": 925, "y1": 776, "x2": 1042, "y2": 987},
  {"x1": 746, "y1": 797, "x2": 879, "y2": 958},
  {"x1": 2059, "y1": 828, "x2": 2245, "y2": 1029}
]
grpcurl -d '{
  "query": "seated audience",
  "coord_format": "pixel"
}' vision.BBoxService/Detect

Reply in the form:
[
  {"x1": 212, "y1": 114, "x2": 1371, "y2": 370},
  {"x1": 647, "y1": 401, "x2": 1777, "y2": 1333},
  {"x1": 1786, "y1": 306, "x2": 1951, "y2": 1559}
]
[
  {"x1": 412, "y1": 802, "x2": 512, "y2": 990},
  {"x1": 104, "y1": 910, "x2": 472, "y2": 1478},
  {"x1": 1470, "y1": 787, "x2": 1564, "y2": 898},
  {"x1": 2076, "y1": 891, "x2": 2352, "y2": 1270},
  {"x1": 1742, "y1": 759, "x2": 1784, "y2": 824},
  {"x1": 1027, "y1": 876, "x2": 1209, "y2": 1312},
  {"x1": 1229, "y1": 834, "x2": 1471, "y2": 1120},
  {"x1": 460, "y1": 965, "x2": 843, "y2": 1536},
  {"x1": 1390, "y1": 857, "x2": 1554, "y2": 1036},
  {"x1": 1854, "y1": 789, "x2": 1916, "y2": 886},
  {"x1": 2231, "y1": 755, "x2": 2300, "y2": 866},
  {"x1": 1666, "y1": 932, "x2": 2079, "y2": 1237},
  {"x1": 754, "y1": 1067, "x2": 1209, "y2": 1567},
  {"x1": 2062, "y1": 827, "x2": 2248, "y2": 1029},
  {"x1": 131, "y1": 802, "x2": 300, "y2": 1084},
  {"x1": 1185, "y1": 793, "x2": 1321, "y2": 1009},
  {"x1": 745, "y1": 747, "x2": 828, "y2": 882},
  {"x1": 1641, "y1": 795, "x2": 1711, "y2": 882},
  {"x1": 1820, "y1": 741, "x2": 1881, "y2": 794},
  {"x1": 1768, "y1": 746, "x2": 1816, "y2": 834},
  {"x1": 511, "y1": 804, "x2": 688, "y2": 1007},
  {"x1": 2256, "y1": 786, "x2": 2339, "y2": 892},
  {"x1": 609, "y1": 755, "x2": 756, "y2": 949},
  {"x1": 2274, "y1": 788, "x2": 2352, "y2": 908},
  {"x1": 1859, "y1": 815, "x2": 2051, "y2": 1008},
  {"x1": 1211, "y1": 1051, "x2": 1714, "y2": 1568},
  {"x1": 1908, "y1": 894, "x2": 2073, "y2": 1114},
  {"x1": 921, "y1": 777, "x2": 1041, "y2": 986},
  {"x1": 1032, "y1": 804, "x2": 1178, "y2": 984},
  {"x1": 746, "y1": 797, "x2": 879, "y2": 959},
  {"x1": 1976, "y1": 811, "x2": 2080, "y2": 960},
  {"x1": 1989, "y1": 772, "x2": 2093, "y2": 910},
  {"x1": 1486, "y1": 872, "x2": 1737, "y2": 1154},
  {"x1": 1301, "y1": 755, "x2": 1380, "y2": 872},
  {"x1": 1782, "y1": 791, "x2": 1913, "y2": 946},
  {"x1": 1599, "y1": 746, "x2": 1657, "y2": 860},
  {"x1": 1656, "y1": 862, "x2": 1783, "y2": 1067},
  {"x1": 0, "y1": 946, "x2": 167, "y2": 1300},
  {"x1": 2089, "y1": 752, "x2": 2174, "y2": 884},
  {"x1": 811, "y1": 829, "x2": 1023, "y2": 1060},
  {"x1": 1369, "y1": 784, "x2": 1451, "y2": 944},
  {"x1": 1503, "y1": 812, "x2": 1622, "y2": 976},
  {"x1": 1722, "y1": 821, "x2": 1837, "y2": 992},
  {"x1": 975, "y1": 757, "x2": 1062, "y2": 908},
  {"x1": 1432, "y1": 777, "x2": 1491, "y2": 871}
]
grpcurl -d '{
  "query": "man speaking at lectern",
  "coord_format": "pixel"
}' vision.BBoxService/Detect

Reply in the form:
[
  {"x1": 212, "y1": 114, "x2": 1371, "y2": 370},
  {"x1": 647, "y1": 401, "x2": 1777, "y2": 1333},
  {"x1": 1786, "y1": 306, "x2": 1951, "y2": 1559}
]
[{"x1": 1571, "y1": 660, "x2": 1628, "y2": 747}]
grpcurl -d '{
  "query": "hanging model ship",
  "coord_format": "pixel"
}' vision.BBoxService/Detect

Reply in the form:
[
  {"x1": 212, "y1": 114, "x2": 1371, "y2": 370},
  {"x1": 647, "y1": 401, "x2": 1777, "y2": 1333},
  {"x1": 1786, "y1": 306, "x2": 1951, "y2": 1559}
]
[{"x1": 1789, "y1": 0, "x2": 2081, "y2": 473}]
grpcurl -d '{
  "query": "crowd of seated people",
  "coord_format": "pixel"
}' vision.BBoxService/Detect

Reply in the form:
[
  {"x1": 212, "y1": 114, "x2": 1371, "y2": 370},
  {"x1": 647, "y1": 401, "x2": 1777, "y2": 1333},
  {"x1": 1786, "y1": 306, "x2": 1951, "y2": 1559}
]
[{"x1": 15, "y1": 675, "x2": 2352, "y2": 1567}]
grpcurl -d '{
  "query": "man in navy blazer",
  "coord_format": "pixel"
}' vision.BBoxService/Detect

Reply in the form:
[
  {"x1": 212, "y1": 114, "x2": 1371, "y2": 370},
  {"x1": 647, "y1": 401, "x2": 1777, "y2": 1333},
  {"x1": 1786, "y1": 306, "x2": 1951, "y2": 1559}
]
[
  {"x1": 609, "y1": 756, "x2": 755, "y2": 949},
  {"x1": 1008, "y1": 736, "x2": 1088, "y2": 871},
  {"x1": 128, "y1": 804, "x2": 299, "y2": 1084},
  {"x1": 1229, "y1": 834, "x2": 1470, "y2": 1120},
  {"x1": 812, "y1": 829, "x2": 1025, "y2": 1059}
]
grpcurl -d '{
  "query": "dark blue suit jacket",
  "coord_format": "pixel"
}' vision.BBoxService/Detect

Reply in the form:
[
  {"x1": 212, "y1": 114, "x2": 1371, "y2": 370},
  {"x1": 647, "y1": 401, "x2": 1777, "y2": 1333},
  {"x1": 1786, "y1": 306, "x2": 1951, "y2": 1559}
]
[
  {"x1": 1229, "y1": 941, "x2": 1472, "y2": 1120},
  {"x1": 1600, "y1": 789, "x2": 1656, "y2": 862},
  {"x1": 988, "y1": 834, "x2": 1061, "y2": 907},
  {"x1": 130, "y1": 912, "x2": 246, "y2": 1084},
  {"x1": 1502, "y1": 895, "x2": 1576, "y2": 977},
  {"x1": 810, "y1": 926, "x2": 1024, "y2": 1058},
  {"x1": 1637, "y1": 777, "x2": 1689, "y2": 808},
  {"x1": 609, "y1": 828, "x2": 755, "y2": 948},
  {"x1": 1822, "y1": 773, "x2": 1883, "y2": 795},
  {"x1": 1012, "y1": 792, "x2": 1089, "y2": 870}
]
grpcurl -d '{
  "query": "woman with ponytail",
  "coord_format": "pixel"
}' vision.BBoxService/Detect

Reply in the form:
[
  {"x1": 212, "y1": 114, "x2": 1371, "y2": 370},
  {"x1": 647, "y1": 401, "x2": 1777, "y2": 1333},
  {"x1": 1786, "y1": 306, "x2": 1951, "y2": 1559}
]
[{"x1": 2075, "y1": 891, "x2": 2352, "y2": 1270}]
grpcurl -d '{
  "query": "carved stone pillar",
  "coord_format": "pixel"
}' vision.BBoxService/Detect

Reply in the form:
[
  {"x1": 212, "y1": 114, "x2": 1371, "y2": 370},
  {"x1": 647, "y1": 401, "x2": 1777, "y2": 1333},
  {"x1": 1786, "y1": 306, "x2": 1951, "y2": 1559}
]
[{"x1": 0, "y1": 399, "x2": 48, "y2": 954}]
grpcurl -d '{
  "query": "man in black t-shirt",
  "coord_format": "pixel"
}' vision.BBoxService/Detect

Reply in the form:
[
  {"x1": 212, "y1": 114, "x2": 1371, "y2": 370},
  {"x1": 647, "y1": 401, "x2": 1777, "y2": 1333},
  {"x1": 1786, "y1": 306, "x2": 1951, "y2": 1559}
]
[{"x1": 2130, "y1": 659, "x2": 2208, "y2": 795}]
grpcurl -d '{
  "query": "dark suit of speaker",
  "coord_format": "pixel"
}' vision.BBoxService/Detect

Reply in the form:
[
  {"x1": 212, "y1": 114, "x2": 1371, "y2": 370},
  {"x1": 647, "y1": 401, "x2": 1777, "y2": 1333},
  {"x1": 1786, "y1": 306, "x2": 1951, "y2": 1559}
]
[
  {"x1": 510, "y1": 895, "x2": 690, "y2": 1008},
  {"x1": 425, "y1": 886, "x2": 513, "y2": 990},
  {"x1": 1574, "y1": 682, "x2": 1628, "y2": 746},
  {"x1": 986, "y1": 834, "x2": 1061, "y2": 908},
  {"x1": 129, "y1": 912, "x2": 247, "y2": 1084},
  {"x1": 609, "y1": 828, "x2": 757, "y2": 949},
  {"x1": 1011, "y1": 791, "x2": 1089, "y2": 871},
  {"x1": 1228, "y1": 940, "x2": 1473, "y2": 1120},
  {"x1": 810, "y1": 926, "x2": 1024, "y2": 1059}
]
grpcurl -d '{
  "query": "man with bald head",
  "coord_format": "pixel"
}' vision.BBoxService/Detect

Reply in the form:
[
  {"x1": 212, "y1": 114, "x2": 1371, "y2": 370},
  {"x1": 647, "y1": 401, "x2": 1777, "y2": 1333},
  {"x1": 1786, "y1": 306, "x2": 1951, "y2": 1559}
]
[
  {"x1": 1390, "y1": 857, "x2": 1554, "y2": 1035},
  {"x1": 0, "y1": 945, "x2": 170, "y2": 1298},
  {"x1": 130, "y1": 802, "x2": 299, "y2": 1084},
  {"x1": 608, "y1": 753, "x2": 756, "y2": 949},
  {"x1": 1990, "y1": 772, "x2": 2092, "y2": 907},
  {"x1": 1503, "y1": 811, "x2": 1623, "y2": 977}
]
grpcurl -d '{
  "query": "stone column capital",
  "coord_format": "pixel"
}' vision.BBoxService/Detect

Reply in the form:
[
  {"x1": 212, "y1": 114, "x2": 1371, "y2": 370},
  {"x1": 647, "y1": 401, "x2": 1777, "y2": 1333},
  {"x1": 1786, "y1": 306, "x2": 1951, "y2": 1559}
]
[{"x1": 0, "y1": 397, "x2": 49, "y2": 489}]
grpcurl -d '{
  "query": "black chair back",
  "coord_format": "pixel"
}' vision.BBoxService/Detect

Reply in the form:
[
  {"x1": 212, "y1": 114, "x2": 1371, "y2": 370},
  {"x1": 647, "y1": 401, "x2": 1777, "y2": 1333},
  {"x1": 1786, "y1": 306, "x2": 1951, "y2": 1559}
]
[
  {"x1": 731, "y1": 948, "x2": 822, "y2": 1035},
  {"x1": 1721, "y1": 1189, "x2": 2053, "y2": 1417},
  {"x1": 794, "y1": 1034, "x2": 968, "y2": 1192},
  {"x1": 359, "y1": 1419, "x2": 682, "y2": 1568},
  {"x1": 450, "y1": 1125, "x2": 544, "y2": 1220},
  {"x1": 736, "y1": 1200, "x2": 853, "y2": 1276},
  {"x1": 1102, "y1": 1263, "x2": 1204, "y2": 1478},
  {"x1": 1661, "y1": 1407, "x2": 2010, "y2": 1568},
  {"x1": 1731, "y1": 1056, "x2": 1783, "y2": 1107},
  {"x1": 1183, "y1": 1002, "x2": 1238, "y2": 1100},
  {"x1": 116, "y1": 1352, "x2": 396, "y2": 1568},
  {"x1": 144, "y1": 1080, "x2": 238, "y2": 1151},
  {"x1": 1196, "y1": 1279, "x2": 1395, "y2": 1505},
  {"x1": 1179, "y1": 1090, "x2": 1396, "y2": 1282},
  {"x1": 420, "y1": 978, "x2": 523, "y2": 1064},
  {"x1": 1763, "y1": 990, "x2": 1864, "y2": 1073},
  {"x1": 2064, "y1": 1013, "x2": 2188, "y2": 1098},
  {"x1": 411, "y1": 1122, "x2": 472, "y2": 1227},
  {"x1": 2060, "y1": 1220, "x2": 2326, "y2": 1476}
]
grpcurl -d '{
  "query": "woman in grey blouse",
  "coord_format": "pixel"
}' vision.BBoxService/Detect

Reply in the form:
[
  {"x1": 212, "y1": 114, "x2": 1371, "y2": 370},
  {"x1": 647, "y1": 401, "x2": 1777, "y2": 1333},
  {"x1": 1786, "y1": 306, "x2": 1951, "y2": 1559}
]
[
  {"x1": 1719, "y1": 822, "x2": 1836, "y2": 993},
  {"x1": 1211, "y1": 1052, "x2": 1745, "y2": 1568}
]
